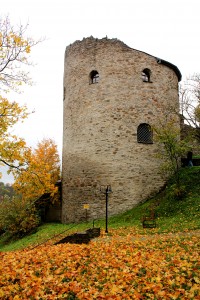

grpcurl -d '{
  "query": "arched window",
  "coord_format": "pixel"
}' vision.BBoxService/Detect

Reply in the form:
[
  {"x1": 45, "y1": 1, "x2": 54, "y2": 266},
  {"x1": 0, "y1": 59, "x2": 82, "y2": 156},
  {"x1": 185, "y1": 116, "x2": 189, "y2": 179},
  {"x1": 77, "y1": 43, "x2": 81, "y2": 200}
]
[
  {"x1": 142, "y1": 68, "x2": 151, "y2": 82},
  {"x1": 137, "y1": 123, "x2": 153, "y2": 144},
  {"x1": 89, "y1": 70, "x2": 99, "y2": 84}
]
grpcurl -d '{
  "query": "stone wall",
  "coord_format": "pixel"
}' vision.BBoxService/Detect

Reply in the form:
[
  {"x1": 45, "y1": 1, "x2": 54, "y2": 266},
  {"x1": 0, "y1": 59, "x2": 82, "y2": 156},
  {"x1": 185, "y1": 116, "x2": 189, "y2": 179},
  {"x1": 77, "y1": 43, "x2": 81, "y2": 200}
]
[{"x1": 62, "y1": 37, "x2": 181, "y2": 223}]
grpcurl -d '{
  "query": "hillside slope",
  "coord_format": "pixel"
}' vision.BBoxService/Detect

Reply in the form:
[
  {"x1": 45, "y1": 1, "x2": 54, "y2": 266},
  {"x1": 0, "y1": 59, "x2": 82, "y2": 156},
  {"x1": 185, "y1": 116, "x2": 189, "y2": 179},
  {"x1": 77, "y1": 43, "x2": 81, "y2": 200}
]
[{"x1": 0, "y1": 167, "x2": 199, "y2": 251}]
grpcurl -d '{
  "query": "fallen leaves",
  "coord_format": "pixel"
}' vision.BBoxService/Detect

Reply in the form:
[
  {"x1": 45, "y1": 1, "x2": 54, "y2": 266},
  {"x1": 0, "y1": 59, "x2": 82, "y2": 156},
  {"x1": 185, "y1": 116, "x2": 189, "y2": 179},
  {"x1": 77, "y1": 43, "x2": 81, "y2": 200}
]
[{"x1": 0, "y1": 230, "x2": 199, "y2": 299}]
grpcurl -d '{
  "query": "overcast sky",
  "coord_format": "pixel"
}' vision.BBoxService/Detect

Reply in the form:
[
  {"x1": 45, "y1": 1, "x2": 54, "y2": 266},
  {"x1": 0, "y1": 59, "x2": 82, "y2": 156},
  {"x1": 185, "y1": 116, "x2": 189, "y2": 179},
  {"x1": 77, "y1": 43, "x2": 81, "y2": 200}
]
[{"x1": 1, "y1": 0, "x2": 200, "y2": 182}]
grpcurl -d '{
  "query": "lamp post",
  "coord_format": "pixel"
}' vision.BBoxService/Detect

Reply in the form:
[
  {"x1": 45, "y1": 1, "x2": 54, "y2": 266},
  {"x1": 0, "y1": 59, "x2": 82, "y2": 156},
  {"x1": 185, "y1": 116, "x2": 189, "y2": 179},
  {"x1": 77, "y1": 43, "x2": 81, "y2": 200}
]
[{"x1": 100, "y1": 185, "x2": 112, "y2": 233}]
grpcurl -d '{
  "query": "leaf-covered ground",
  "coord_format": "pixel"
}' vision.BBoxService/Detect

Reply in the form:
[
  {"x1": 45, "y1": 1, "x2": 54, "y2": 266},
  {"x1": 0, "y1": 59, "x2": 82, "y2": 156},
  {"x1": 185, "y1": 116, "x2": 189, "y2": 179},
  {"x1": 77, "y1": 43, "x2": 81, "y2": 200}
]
[{"x1": 0, "y1": 229, "x2": 199, "y2": 299}]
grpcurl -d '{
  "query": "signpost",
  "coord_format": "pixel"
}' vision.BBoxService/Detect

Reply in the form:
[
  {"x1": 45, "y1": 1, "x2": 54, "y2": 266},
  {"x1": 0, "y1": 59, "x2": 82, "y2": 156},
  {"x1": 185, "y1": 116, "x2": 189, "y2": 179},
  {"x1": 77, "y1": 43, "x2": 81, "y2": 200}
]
[{"x1": 83, "y1": 204, "x2": 90, "y2": 222}]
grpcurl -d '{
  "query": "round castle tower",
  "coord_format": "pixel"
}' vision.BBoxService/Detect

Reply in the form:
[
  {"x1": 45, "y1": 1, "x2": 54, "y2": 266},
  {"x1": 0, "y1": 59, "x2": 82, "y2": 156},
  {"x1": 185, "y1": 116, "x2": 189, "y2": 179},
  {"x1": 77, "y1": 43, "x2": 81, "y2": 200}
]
[{"x1": 62, "y1": 37, "x2": 181, "y2": 223}]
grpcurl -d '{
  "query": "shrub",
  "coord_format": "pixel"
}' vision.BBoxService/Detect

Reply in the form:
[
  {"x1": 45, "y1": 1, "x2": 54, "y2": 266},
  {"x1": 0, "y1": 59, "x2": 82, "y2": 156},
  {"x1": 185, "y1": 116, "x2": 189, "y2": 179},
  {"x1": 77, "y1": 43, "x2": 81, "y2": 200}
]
[
  {"x1": 168, "y1": 183, "x2": 187, "y2": 200},
  {"x1": 0, "y1": 197, "x2": 40, "y2": 237}
]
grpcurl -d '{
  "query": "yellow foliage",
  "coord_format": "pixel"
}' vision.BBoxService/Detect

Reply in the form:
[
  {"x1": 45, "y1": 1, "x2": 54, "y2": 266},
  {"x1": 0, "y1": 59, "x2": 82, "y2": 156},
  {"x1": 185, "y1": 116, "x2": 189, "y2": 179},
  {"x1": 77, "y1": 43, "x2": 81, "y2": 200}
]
[
  {"x1": 0, "y1": 16, "x2": 41, "y2": 178},
  {"x1": 0, "y1": 16, "x2": 40, "y2": 93},
  {"x1": 25, "y1": 45, "x2": 31, "y2": 53},
  {"x1": 0, "y1": 95, "x2": 29, "y2": 178},
  {"x1": 12, "y1": 138, "x2": 61, "y2": 203}
]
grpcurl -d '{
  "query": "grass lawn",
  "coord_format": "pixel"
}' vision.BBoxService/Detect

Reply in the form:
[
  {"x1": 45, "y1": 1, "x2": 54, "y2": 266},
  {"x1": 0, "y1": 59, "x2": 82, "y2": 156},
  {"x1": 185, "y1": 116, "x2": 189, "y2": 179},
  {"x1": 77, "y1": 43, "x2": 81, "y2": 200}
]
[{"x1": 0, "y1": 167, "x2": 199, "y2": 299}]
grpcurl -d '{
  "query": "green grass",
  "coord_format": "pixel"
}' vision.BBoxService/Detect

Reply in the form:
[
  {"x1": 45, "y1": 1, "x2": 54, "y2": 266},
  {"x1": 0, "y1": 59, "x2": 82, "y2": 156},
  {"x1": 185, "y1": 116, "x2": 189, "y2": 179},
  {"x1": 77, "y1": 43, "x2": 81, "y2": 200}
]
[
  {"x1": 106, "y1": 166, "x2": 200, "y2": 232},
  {"x1": 0, "y1": 222, "x2": 92, "y2": 252},
  {"x1": 0, "y1": 166, "x2": 199, "y2": 252}
]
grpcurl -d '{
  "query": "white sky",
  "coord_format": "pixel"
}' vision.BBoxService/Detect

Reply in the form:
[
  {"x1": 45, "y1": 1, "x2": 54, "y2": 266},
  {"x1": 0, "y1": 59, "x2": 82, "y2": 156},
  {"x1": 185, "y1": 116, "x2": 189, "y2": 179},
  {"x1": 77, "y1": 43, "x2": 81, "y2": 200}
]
[{"x1": 1, "y1": 0, "x2": 200, "y2": 182}]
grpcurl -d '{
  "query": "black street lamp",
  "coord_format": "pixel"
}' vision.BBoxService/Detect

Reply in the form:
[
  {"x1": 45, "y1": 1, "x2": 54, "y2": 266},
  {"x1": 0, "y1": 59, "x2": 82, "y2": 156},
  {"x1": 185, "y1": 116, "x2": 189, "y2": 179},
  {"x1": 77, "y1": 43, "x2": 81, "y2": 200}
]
[{"x1": 100, "y1": 185, "x2": 112, "y2": 233}]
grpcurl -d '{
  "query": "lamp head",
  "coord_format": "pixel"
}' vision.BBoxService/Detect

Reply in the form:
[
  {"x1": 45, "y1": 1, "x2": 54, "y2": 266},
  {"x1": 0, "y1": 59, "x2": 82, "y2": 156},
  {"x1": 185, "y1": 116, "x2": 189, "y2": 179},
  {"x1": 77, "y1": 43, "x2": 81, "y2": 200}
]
[{"x1": 107, "y1": 185, "x2": 112, "y2": 193}]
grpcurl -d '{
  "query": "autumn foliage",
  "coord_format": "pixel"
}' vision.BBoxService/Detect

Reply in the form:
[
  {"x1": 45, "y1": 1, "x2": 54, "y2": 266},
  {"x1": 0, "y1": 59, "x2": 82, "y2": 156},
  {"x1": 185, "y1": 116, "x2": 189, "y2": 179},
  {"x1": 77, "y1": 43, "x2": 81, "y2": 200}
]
[
  {"x1": 0, "y1": 16, "x2": 40, "y2": 176},
  {"x1": 12, "y1": 138, "x2": 61, "y2": 202},
  {"x1": 0, "y1": 94, "x2": 29, "y2": 175},
  {"x1": 0, "y1": 16, "x2": 39, "y2": 93},
  {"x1": 0, "y1": 197, "x2": 40, "y2": 237},
  {"x1": 0, "y1": 138, "x2": 60, "y2": 236},
  {"x1": 0, "y1": 229, "x2": 199, "y2": 299},
  {"x1": 0, "y1": 17, "x2": 60, "y2": 236}
]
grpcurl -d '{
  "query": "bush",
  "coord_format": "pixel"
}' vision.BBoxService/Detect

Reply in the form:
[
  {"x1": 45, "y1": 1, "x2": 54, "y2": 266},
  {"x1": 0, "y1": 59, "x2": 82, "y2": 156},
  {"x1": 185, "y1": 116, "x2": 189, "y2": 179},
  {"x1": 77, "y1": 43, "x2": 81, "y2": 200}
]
[
  {"x1": 0, "y1": 197, "x2": 40, "y2": 237},
  {"x1": 168, "y1": 183, "x2": 187, "y2": 200}
]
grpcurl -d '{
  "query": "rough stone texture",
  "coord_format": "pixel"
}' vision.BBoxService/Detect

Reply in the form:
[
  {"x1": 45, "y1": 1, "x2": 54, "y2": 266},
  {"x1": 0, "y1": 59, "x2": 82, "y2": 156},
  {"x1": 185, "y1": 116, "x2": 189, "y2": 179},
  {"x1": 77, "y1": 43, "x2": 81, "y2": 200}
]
[{"x1": 62, "y1": 37, "x2": 181, "y2": 223}]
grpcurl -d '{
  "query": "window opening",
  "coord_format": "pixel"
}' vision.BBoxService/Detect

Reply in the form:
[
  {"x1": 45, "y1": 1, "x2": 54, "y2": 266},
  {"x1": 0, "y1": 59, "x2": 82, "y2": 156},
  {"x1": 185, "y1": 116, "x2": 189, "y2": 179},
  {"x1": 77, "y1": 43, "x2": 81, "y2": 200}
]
[
  {"x1": 142, "y1": 68, "x2": 151, "y2": 82},
  {"x1": 90, "y1": 70, "x2": 99, "y2": 84},
  {"x1": 137, "y1": 123, "x2": 153, "y2": 144}
]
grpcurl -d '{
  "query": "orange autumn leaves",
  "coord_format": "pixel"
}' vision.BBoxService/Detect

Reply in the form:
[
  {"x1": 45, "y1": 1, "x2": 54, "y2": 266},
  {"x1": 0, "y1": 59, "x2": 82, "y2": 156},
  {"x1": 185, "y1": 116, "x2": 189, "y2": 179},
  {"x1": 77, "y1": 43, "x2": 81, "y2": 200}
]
[
  {"x1": 12, "y1": 138, "x2": 61, "y2": 202},
  {"x1": 0, "y1": 230, "x2": 199, "y2": 299}
]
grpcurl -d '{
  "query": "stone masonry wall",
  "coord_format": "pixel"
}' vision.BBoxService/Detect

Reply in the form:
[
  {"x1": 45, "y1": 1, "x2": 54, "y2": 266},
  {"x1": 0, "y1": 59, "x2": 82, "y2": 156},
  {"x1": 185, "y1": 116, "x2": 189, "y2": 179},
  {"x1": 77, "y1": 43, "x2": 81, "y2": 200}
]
[{"x1": 62, "y1": 37, "x2": 181, "y2": 223}]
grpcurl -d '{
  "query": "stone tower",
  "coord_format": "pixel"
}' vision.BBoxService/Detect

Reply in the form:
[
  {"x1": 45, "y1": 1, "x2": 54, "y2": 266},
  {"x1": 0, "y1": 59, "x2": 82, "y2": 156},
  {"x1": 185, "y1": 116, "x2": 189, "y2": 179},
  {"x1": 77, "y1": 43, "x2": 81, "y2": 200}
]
[{"x1": 62, "y1": 37, "x2": 181, "y2": 223}]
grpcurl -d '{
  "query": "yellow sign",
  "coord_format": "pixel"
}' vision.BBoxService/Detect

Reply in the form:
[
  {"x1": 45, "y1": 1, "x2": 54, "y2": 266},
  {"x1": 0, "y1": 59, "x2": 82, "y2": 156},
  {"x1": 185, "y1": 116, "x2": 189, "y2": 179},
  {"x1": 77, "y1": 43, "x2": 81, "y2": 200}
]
[{"x1": 83, "y1": 204, "x2": 90, "y2": 210}]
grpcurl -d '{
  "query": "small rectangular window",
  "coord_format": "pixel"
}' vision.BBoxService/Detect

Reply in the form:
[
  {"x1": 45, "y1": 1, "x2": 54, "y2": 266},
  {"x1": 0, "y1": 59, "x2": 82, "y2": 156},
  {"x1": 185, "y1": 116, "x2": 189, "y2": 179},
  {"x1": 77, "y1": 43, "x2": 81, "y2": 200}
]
[{"x1": 137, "y1": 123, "x2": 153, "y2": 144}]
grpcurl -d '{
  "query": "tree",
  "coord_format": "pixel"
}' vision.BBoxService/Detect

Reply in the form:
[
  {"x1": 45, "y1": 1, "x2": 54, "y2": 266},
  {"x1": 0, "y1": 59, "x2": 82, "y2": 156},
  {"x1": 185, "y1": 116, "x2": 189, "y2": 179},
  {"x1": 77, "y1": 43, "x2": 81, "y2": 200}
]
[
  {"x1": 0, "y1": 195, "x2": 40, "y2": 236},
  {"x1": 195, "y1": 104, "x2": 200, "y2": 123},
  {"x1": 0, "y1": 139, "x2": 60, "y2": 236},
  {"x1": 179, "y1": 73, "x2": 200, "y2": 142},
  {"x1": 0, "y1": 94, "x2": 29, "y2": 173},
  {"x1": 0, "y1": 181, "x2": 15, "y2": 200},
  {"x1": 0, "y1": 16, "x2": 40, "y2": 177},
  {"x1": 0, "y1": 16, "x2": 40, "y2": 92},
  {"x1": 12, "y1": 138, "x2": 61, "y2": 203},
  {"x1": 154, "y1": 116, "x2": 190, "y2": 199}
]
